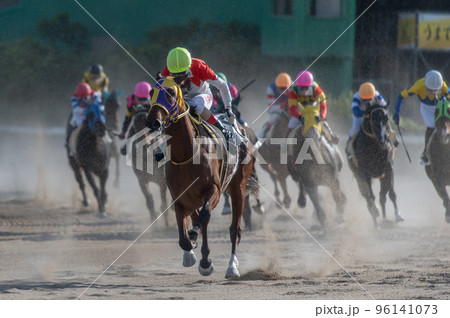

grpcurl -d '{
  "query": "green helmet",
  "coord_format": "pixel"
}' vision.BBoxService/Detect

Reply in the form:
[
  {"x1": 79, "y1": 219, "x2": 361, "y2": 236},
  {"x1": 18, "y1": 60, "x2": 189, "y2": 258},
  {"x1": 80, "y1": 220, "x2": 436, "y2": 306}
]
[
  {"x1": 167, "y1": 47, "x2": 192, "y2": 74},
  {"x1": 216, "y1": 72, "x2": 227, "y2": 83}
]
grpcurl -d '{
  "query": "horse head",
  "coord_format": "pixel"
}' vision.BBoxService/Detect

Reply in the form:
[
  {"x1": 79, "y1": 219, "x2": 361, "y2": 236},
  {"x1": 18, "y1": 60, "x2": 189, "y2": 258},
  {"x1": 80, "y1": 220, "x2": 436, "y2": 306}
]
[
  {"x1": 435, "y1": 99, "x2": 450, "y2": 145},
  {"x1": 362, "y1": 106, "x2": 390, "y2": 148},
  {"x1": 146, "y1": 76, "x2": 187, "y2": 132},
  {"x1": 85, "y1": 103, "x2": 106, "y2": 137},
  {"x1": 298, "y1": 102, "x2": 322, "y2": 139},
  {"x1": 133, "y1": 104, "x2": 150, "y2": 132}
]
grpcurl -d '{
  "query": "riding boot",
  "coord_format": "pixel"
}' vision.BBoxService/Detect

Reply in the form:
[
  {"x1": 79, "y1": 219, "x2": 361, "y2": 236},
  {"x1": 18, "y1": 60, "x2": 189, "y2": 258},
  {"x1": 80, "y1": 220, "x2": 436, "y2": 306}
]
[
  {"x1": 322, "y1": 120, "x2": 339, "y2": 144},
  {"x1": 345, "y1": 135, "x2": 356, "y2": 160},
  {"x1": 420, "y1": 127, "x2": 434, "y2": 166},
  {"x1": 213, "y1": 120, "x2": 231, "y2": 144}
]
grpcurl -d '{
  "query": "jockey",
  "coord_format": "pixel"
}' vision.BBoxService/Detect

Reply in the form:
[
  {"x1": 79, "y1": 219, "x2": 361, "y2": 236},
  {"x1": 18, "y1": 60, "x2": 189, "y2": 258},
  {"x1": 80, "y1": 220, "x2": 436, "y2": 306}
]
[
  {"x1": 66, "y1": 83, "x2": 104, "y2": 152},
  {"x1": 346, "y1": 82, "x2": 395, "y2": 159},
  {"x1": 393, "y1": 70, "x2": 449, "y2": 165},
  {"x1": 161, "y1": 47, "x2": 235, "y2": 135},
  {"x1": 287, "y1": 71, "x2": 339, "y2": 144},
  {"x1": 82, "y1": 64, "x2": 109, "y2": 100},
  {"x1": 118, "y1": 81, "x2": 152, "y2": 155},
  {"x1": 256, "y1": 72, "x2": 291, "y2": 139},
  {"x1": 211, "y1": 72, "x2": 247, "y2": 126}
]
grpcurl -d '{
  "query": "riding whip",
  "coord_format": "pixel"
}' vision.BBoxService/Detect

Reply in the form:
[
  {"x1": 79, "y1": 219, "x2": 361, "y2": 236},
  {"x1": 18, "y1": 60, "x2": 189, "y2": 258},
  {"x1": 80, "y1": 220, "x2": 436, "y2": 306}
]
[{"x1": 396, "y1": 124, "x2": 412, "y2": 163}]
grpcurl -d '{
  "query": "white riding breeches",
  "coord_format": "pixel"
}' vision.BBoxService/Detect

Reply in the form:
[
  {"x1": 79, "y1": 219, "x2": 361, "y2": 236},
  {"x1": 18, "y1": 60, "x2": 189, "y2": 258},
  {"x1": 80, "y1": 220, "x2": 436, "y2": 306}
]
[
  {"x1": 349, "y1": 116, "x2": 363, "y2": 138},
  {"x1": 288, "y1": 116, "x2": 301, "y2": 130},
  {"x1": 187, "y1": 93, "x2": 213, "y2": 114},
  {"x1": 420, "y1": 102, "x2": 436, "y2": 128}
]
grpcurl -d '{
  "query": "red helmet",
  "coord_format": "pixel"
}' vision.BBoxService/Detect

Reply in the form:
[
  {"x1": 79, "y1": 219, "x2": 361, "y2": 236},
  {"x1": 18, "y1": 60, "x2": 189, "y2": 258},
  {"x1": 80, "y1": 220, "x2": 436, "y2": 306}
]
[{"x1": 74, "y1": 83, "x2": 94, "y2": 98}]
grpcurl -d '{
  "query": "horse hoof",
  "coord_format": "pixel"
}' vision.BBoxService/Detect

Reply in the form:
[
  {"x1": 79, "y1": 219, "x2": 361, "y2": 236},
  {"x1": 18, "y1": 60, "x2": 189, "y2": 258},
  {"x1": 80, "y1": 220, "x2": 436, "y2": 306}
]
[
  {"x1": 221, "y1": 205, "x2": 231, "y2": 215},
  {"x1": 252, "y1": 203, "x2": 265, "y2": 215},
  {"x1": 225, "y1": 254, "x2": 240, "y2": 279},
  {"x1": 283, "y1": 197, "x2": 291, "y2": 209},
  {"x1": 99, "y1": 212, "x2": 107, "y2": 219},
  {"x1": 395, "y1": 214, "x2": 404, "y2": 222},
  {"x1": 182, "y1": 250, "x2": 197, "y2": 267},
  {"x1": 297, "y1": 196, "x2": 307, "y2": 208},
  {"x1": 82, "y1": 199, "x2": 89, "y2": 207},
  {"x1": 198, "y1": 261, "x2": 214, "y2": 276}
]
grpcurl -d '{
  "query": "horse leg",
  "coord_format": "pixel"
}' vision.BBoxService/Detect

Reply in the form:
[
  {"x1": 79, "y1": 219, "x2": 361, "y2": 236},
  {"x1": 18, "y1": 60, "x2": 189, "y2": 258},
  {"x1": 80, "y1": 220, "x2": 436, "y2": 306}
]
[
  {"x1": 431, "y1": 177, "x2": 450, "y2": 223},
  {"x1": 137, "y1": 177, "x2": 157, "y2": 221},
  {"x1": 279, "y1": 173, "x2": 292, "y2": 208},
  {"x1": 111, "y1": 140, "x2": 120, "y2": 188},
  {"x1": 159, "y1": 183, "x2": 170, "y2": 227},
  {"x1": 354, "y1": 173, "x2": 379, "y2": 227},
  {"x1": 381, "y1": 168, "x2": 404, "y2": 222},
  {"x1": 297, "y1": 180, "x2": 307, "y2": 208},
  {"x1": 98, "y1": 169, "x2": 108, "y2": 218},
  {"x1": 221, "y1": 191, "x2": 232, "y2": 215},
  {"x1": 329, "y1": 177, "x2": 347, "y2": 224},
  {"x1": 198, "y1": 199, "x2": 215, "y2": 276},
  {"x1": 83, "y1": 169, "x2": 102, "y2": 213},
  {"x1": 175, "y1": 203, "x2": 197, "y2": 267},
  {"x1": 242, "y1": 196, "x2": 252, "y2": 231},
  {"x1": 305, "y1": 184, "x2": 327, "y2": 229},
  {"x1": 70, "y1": 159, "x2": 89, "y2": 207}
]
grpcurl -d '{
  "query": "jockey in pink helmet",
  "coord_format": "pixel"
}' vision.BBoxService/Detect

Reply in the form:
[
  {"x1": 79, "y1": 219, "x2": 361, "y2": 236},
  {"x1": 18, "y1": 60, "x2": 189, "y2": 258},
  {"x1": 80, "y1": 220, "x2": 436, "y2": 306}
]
[
  {"x1": 119, "y1": 81, "x2": 152, "y2": 141},
  {"x1": 287, "y1": 70, "x2": 338, "y2": 144}
]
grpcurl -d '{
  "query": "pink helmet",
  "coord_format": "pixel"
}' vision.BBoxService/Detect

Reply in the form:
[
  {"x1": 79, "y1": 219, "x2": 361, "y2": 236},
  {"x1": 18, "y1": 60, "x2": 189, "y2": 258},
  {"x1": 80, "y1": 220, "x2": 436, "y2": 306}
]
[
  {"x1": 295, "y1": 71, "x2": 314, "y2": 86},
  {"x1": 134, "y1": 81, "x2": 152, "y2": 98}
]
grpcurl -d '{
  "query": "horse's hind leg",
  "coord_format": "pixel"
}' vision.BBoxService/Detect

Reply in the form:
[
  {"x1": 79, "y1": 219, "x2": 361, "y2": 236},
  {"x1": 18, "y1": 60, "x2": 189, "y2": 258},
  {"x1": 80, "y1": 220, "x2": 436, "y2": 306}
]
[
  {"x1": 242, "y1": 196, "x2": 252, "y2": 231},
  {"x1": 98, "y1": 169, "x2": 108, "y2": 218},
  {"x1": 70, "y1": 159, "x2": 89, "y2": 207},
  {"x1": 380, "y1": 168, "x2": 403, "y2": 222},
  {"x1": 83, "y1": 169, "x2": 102, "y2": 215},
  {"x1": 159, "y1": 183, "x2": 170, "y2": 227},
  {"x1": 111, "y1": 140, "x2": 120, "y2": 188},
  {"x1": 431, "y1": 177, "x2": 450, "y2": 223},
  {"x1": 137, "y1": 177, "x2": 157, "y2": 221}
]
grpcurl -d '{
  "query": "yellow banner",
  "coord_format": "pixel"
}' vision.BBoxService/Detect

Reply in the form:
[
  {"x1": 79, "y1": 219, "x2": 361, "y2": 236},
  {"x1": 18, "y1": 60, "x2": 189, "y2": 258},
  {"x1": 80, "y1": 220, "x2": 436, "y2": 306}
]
[
  {"x1": 418, "y1": 13, "x2": 450, "y2": 50},
  {"x1": 397, "y1": 13, "x2": 416, "y2": 49}
]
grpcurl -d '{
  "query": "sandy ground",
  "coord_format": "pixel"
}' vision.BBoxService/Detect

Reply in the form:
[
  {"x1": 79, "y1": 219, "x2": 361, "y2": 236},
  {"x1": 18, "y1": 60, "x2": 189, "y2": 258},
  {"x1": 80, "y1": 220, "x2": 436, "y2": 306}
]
[{"x1": 0, "y1": 127, "x2": 449, "y2": 301}]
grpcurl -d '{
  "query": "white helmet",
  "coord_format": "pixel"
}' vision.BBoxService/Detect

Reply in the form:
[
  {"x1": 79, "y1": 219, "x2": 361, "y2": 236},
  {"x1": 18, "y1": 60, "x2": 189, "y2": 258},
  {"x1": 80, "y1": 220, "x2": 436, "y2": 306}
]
[{"x1": 424, "y1": 70, "x2": 443, "y2": 91}]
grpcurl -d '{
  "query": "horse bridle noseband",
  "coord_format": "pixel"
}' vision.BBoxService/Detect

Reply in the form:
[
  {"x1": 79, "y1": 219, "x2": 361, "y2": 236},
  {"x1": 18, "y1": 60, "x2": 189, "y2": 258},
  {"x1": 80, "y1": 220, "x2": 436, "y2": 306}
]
[{"x1": 362, "y1": 106, "x2": 388, "y2": 139}]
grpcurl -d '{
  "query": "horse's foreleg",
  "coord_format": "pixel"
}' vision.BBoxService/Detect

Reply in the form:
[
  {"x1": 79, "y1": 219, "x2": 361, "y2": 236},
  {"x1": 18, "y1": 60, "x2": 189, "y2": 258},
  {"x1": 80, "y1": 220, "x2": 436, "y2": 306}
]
[
  {"x1": 198, "y1": 199, "x2": 214, "y2": 276},
  {"x1": 98, "y1": 169, "x2": 108, "y2": 218},
  {"x1": 297, "y1": 180, "x2": 307, "y2": 208},
  {"x1": 381, "y1": 168, "x2": 403, "y2": 222},
  {"x1": 306, "y1": 184, "x2": 327, "y2": 229},
  {"x1": 355, "y1": 173, "x2": 379, "y2": 227},
  {"x1": 70, "y1": 159, "x2": 88, "y2": 207},
  {"x1": 83, "y1": 169, "x2": 101, "y2": 213},
  {"x1": 159, "y1": 184, "x2": 170, "y2": 227},
  {"x1": 431, "y1": 176, "x2": 450, "y2": 223},
  {"x1": 242, "y1": 196, "x2": 252, "y2": 231},
  {"x1": 175, "y1": 203, "x2": 197, "y2": 267},
  {"x1": 279, "y1": 172, "x2": 292, "y2": 208},
  {"x1": 111, "y1": 141, "x2": 120, "y2": 188},
  {"x1": 329, "y1": 177, "x2": 346, "y2": 223}
]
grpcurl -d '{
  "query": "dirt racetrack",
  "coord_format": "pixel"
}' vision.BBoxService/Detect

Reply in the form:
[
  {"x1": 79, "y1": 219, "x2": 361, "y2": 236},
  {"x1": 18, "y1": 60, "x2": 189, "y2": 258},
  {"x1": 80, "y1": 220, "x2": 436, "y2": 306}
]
[{"x1": 0, "y1": 127, "x2": 449, "y2": 300}]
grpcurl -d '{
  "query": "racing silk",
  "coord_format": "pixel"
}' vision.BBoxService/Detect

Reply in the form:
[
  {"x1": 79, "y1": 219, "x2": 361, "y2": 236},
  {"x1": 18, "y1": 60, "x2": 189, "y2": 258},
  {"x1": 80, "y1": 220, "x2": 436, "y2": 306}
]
[
  {"x1": 161, "y1": 58, "x2": 232, "y2": 109},
  {"x1": 71, "y1": 91, "x2": 103, "y2": 127},
  {"x1": 288, "y1": 81, "x2": 326, "y2": 119},
  {"x1": 212, "y1": 83, "x2": 238, "y2": 112},
  {"x1": 267, "y1": 82, "x2": 289, "y2": 109},
  {"x1": 352, "y1": 91, "x2": 386, "y2": 118},
  {"x1": 82, "y1": 71, "x2": 110, "y2": 92},
  {"x1": 394, "y1": 78, "x2": 449, "y2": 117}
]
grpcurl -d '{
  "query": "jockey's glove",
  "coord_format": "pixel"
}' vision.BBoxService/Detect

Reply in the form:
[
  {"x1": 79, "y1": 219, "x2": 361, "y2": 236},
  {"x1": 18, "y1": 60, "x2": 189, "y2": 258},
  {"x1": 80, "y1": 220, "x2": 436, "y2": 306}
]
[{"x1": 226, "y1": 108, "x2": 236, "y2": 124}]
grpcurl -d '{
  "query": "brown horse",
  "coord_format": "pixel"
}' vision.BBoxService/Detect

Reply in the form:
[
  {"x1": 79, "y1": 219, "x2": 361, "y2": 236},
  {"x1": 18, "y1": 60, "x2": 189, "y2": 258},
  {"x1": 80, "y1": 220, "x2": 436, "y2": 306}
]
[
  {"x1": 127, "y1": 107, "x2": 170, "y2": 226},
  {"x1": 103, "y1": 91, "x2": 121, "y2": 187},
  {"x1": 146, "y1": 77, "x2": 258, "y2": 278},
  {"x1": 425, "y1": 99, "x2": 450, "y2": 223},
  {"x1": 257, "y1": 110, "x2": 306, "y2": 209}
]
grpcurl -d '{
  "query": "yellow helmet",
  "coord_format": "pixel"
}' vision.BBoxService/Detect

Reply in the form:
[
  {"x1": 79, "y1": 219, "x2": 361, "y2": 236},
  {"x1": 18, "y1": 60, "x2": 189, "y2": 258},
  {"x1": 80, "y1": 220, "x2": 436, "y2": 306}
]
[
  {"x1": 275, "y1": 73, "x2": 292, "y2": 88},
  {"x1": 359, "y1": 82, "x2": 376, "y2": 99},
  {"x1": 167, "y1": 47, "x2": 192, "y2": 74}
]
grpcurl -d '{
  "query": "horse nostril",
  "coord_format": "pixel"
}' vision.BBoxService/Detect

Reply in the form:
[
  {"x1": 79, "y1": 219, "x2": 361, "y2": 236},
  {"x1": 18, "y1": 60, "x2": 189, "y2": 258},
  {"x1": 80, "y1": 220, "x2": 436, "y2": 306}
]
[
  {"x1": 152, "y1": 120, "x2": 161, "y2": 130},
  {"x1": 145, "y1": 118, "x2": 161, "y2": 131}
]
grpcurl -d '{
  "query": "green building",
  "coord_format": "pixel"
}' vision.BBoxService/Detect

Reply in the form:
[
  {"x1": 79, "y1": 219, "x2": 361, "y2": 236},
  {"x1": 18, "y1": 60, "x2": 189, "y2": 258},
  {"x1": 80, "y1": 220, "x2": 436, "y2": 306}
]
[{"x1": 0, "y1": 0, "x2": 355, "y2": 95}]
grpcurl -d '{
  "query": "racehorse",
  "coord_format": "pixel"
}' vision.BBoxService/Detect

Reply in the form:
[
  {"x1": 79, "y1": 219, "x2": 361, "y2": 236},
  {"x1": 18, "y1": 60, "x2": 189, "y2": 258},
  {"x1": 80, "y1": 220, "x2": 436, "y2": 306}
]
[
  {"x1": 347, "y1": 105, "x2": 403, "y2": 227},
  {"x1": 258, "y1": 110, "x2": 307, "y2": 209},
  {"x1": 425, "y1": 99, "x2": 450, "y2": 223},
  {"x1": 68, "y1": 103, "x2": 110, "y2": 218},
  {"x1": 288, "y1": 103, "x2": 346, "y2": 228},
  {"x1": 146, "y1": 77, "x2": 259, "y2": 278},
  {"x1": 103, "y1": 90, "x2": 121, "y2": 187},
  {"x1": 130, "y1": 106, "x2": 170, "y2": 226}
]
